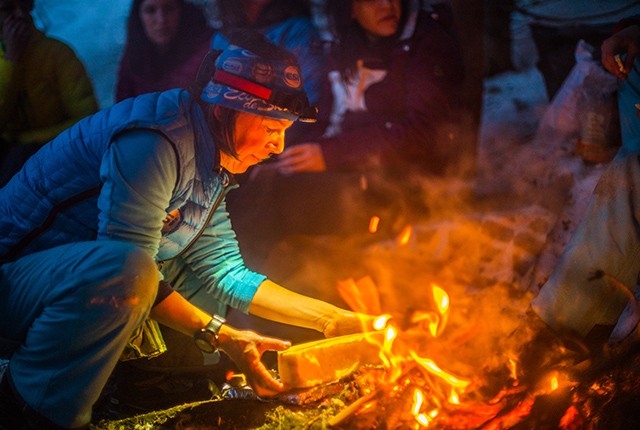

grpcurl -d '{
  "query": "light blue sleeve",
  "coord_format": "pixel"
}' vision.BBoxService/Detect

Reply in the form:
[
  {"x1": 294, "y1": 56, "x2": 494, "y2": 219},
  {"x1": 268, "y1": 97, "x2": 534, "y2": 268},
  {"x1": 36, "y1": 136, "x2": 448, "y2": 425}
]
[
  {"x1": 97, "y1": 130, "x2": 178, "y2": 260},
  {"x1": 177, "y1": 197, "x2": 266, "y2": 313}
]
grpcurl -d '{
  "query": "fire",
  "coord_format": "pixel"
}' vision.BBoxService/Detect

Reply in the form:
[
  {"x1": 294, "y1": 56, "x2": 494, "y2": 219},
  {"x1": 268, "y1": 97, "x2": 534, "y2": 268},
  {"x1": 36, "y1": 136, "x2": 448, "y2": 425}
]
[
  {"x1": 379, "y1": 325, "x2": 403, "y2": 378},
  {"x1": 550, "y1": 375, "x2": 559, "y2": 391},
  {"x1": 412, "y1": 388, "x2": 424, "y2": 415},
  {"x1": 369, "y1": 215, "x2": 380, "y2": 233},
  {"x1": 412, "y1": 390, "x2": 431, "y2": 427},
  {"x1": 449, "y1": 389, "x2": 460, "y2": 405},
  {"x1": 415, "y1": 413, "x2": 430, "y2": 427},
  {"x1": 410, "y1": 351, "x2": 470, "y2": 390},
  {"x1": 373, "y1": 314, "x2": 391, "y2": 330},
  {"x1": 432, "y1": 284, "x2": 449, "y2": 314},
  {"x1": 508, "y1": 356, "x2": 518, "y2": 382},
  {"x1": 397, "y1": 225, "x2": 413, "y2": 245}
]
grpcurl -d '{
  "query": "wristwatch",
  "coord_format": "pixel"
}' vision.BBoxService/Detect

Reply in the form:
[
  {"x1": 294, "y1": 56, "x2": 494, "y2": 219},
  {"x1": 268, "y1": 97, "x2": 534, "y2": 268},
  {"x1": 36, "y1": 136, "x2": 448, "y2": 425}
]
[{"x1": 194, "y1": 314, "x2": 226, "y2": 353}]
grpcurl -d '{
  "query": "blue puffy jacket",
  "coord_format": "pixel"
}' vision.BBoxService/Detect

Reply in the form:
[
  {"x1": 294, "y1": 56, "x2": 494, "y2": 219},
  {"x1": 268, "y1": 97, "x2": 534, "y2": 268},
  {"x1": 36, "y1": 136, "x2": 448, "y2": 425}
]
[{"x1": 0, "y1": 89, "x2": 265, "y2": 314}]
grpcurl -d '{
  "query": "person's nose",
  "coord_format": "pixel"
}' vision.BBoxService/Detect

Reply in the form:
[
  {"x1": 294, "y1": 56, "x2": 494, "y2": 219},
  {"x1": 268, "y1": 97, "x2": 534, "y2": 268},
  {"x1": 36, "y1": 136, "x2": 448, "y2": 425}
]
[
  {"x1": 270, "y1": 133, "x2": 285, "y2": 155},
  {"x1": 157, "y1": 10, "x2": 168, "y2": 25}
]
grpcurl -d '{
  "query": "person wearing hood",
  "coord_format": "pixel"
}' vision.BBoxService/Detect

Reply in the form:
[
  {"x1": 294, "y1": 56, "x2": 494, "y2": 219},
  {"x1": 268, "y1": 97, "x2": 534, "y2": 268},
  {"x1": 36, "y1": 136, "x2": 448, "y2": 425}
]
[
  {"x1": 115, "y1": 0, "x2": 215, "y2": 102},
  {"x1": 0, "y1": 0, "x2": 98, "y2": 187},
  {"x1": 0, "y1": 30, "x2": 378, "y2": 429},
  {"x1": 227, "y1": 0, "x2": 467, "y2": 267}
]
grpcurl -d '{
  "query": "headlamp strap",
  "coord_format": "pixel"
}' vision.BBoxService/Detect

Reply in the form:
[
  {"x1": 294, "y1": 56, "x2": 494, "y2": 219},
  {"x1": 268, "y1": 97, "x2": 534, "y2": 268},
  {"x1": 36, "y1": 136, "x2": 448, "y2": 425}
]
[{"x1": 213, "y1": 69, "x2": 272, "y2": 101}]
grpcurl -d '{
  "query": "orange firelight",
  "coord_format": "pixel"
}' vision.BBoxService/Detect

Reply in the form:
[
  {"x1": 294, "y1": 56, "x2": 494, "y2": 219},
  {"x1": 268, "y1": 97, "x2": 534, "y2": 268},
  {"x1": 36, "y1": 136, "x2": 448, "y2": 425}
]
[
  {"x1": 369, "y1": 216, "x2": 381, "y2": 233},
  {"x1": 397, "y1": 225, "x2": 413, "y2": 245}
]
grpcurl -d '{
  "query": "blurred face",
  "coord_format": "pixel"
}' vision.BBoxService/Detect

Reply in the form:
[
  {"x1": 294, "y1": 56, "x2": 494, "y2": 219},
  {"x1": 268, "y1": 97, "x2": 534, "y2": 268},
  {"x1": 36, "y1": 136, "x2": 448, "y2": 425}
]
[
  {"x1": 0, "y1": 0, "x2": 26, "y2": 34},
  {"x1": 218, "y1": 109, "x2": 293, "y2": 174},
  {"x1": 351, "y1": 0, "x2": 401, "y2": 40},
  {"x1": 139, "y1": 0, "x2": 181, "y2": 47}
]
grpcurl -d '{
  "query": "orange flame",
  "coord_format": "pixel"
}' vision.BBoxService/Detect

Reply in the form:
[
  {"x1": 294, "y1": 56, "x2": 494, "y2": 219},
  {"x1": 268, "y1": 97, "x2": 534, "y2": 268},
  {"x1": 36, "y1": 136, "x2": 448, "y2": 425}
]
[
  {"x1": 373, "y1": 314, "x2": 391, "y2": 331},
  {"x1": 412, "y1": 390, "x2": 430, "y2": 427},
  {"x1": 412, "y1": 389, "x2": 424, "y2": 415},
  {"x1": 432, "y1": 284, "x2": 449, "y2": 314},
  {"x1": 415, "y1": 413, "x2": 430, "y2": 427},
  {"x1": 369, "y1": 216, "x2": 380, "y2": 233},
  {"x1": 411, "y1": 351, "x2": 470, "y2": 390},
  {"x1": 508, "y1": 356, "x2": 518, "y2": 381},
  {"x1": 550, "y1": 374, "x2": 559, "y2": 392},
  {"x1": 336, "y1": 276, "x2": 382, "y2": 314},
  {"x1": 410, "y1": 311, "x2": 440, "y2": 337},
  {"x1": 449, "y1": 389, "x2": 460, "y2": 405},
  {"x1": 397, "y1": 225, "x2": 413, "y2": 246}
]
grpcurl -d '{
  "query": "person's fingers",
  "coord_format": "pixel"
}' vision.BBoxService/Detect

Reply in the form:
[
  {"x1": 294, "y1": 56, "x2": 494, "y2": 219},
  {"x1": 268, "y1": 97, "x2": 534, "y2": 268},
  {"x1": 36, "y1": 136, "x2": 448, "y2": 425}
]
[
  {"x1": 274, "y1": 153, "x2": 309, "y2": 173},
  {"x1": 256, "y1": 336, "x2": 291, "y2": 353},
  {"x1": 243, "y1": 349, "x2": 286, "y2": 396}
]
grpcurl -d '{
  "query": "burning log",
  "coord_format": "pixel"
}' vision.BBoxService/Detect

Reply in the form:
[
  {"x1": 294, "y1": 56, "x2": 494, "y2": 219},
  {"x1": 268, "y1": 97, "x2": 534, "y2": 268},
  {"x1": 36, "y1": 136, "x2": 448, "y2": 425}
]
[{"x1": 277, "y1": 331, "x2": 387, "y2": 389}]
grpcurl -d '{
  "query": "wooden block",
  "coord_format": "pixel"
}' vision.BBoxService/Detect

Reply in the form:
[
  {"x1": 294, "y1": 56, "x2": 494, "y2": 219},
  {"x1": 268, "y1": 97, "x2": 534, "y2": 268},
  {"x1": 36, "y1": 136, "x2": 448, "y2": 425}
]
[{"x1": 277, "y1": 331, "x2": 386, "y2": 389}]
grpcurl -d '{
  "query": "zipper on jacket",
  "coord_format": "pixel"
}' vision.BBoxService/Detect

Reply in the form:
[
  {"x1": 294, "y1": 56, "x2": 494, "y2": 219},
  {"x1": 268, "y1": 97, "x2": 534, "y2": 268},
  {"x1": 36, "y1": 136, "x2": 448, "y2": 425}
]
[{"x1": 157, "y1": 171, "x2": 230, "y2": 269}]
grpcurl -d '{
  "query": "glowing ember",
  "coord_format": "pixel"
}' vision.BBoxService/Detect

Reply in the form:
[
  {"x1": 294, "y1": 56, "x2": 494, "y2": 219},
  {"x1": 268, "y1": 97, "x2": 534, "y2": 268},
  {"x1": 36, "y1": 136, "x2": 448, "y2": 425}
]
[
  {"x1": 397, "y1": 225, "x2": 413, "y2": 245},
  {"x1": 369, "y1": 216, "x2": 380, "y2": 233}
]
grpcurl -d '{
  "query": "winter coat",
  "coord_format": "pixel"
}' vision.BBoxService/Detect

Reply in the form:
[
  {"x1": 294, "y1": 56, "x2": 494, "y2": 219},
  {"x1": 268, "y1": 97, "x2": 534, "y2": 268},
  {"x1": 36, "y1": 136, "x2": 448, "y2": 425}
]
[
  {"x1": 0, "y1": 24, "x2": 98, "y2": 145},
  {"x1": 0, "y1": 89, "x2": 265, "y2": 315},
  {"x1": 318, "y1": 5, "x2": 466, "y2": 176},
  {"x1": 207, "y1": 0, "x2": 323, "y2": 106}
]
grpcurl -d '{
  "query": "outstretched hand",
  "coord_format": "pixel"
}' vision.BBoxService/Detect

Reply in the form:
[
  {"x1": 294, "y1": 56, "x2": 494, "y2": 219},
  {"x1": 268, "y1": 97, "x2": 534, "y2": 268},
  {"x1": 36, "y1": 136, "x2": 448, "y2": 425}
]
[
  {"x1": 321, "y1": 309, "x2": 387, "y2": 338},
  {"x1": 273, "y1": 143, "x2": 326, "y2": 174},
  {"x1": 601, "y1": 24, "x2": 640, "y2": 79},
  {"x1": 217, "y1": 326, "x2": 291, "y2": 397}
]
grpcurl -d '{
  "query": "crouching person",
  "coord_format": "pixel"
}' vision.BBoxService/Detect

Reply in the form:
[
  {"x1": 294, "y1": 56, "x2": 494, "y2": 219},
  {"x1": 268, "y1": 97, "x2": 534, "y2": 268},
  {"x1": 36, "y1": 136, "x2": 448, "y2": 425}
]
[{"x1": 0, "y1": 30, "x2": 377, "y2": 429}]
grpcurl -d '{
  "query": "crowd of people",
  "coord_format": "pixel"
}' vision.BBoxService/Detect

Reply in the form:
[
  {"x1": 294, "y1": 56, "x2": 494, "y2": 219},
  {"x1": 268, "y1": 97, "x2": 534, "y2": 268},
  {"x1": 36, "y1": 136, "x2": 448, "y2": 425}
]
[
  {"x1": 0, "y1": 1, "x2": 469, "y2": 428},
  {"x1": 1, "y1": 0, "x2": 639, "y2": 428}
]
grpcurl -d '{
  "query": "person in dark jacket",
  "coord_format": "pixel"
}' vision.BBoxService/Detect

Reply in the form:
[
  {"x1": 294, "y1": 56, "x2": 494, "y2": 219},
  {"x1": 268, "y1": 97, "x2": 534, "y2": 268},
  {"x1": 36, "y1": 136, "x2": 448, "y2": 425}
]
[
  {"x1": 0, "y1": 0, "x2": 98, "y2": 187},
  {"x1": 0, "y1": 31, "x2": 378, "y2": 429},
  {"x1": 227, "y1": 0, "x2": 467, "y2": 267},
  {"x1": 115, "y1": 0, "x2": 214, "y2": 102}
]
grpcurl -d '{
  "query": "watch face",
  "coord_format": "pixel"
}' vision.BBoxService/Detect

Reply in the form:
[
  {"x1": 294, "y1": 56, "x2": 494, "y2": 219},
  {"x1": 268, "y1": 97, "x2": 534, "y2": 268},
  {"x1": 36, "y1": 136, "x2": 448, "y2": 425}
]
[
  {"x1": 194, "y1": 332, "x2": 215, "y2": 353},
  {"x1": 194, "y1": 315, "x2": 225, "y2": 353}
]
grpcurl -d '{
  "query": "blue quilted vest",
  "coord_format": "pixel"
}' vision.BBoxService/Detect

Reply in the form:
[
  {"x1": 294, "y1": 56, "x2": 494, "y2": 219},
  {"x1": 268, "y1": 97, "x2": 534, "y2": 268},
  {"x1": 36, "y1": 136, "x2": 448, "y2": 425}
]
[{"x1": 0, "y1": 89, "x2": 230, "y2": 263}]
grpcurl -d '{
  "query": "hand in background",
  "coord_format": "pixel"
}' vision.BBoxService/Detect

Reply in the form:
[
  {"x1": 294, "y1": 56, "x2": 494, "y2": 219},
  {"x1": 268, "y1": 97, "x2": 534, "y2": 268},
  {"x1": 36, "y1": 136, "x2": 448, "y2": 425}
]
[
  {"x1": 601, "y1": 24, "x2": 640, "y2": 79},
  {"x1": 274, "y1": 142, "x2": 326, "y2": 174},
  {"x1": 217, "y1": 325, "x2": 291, "y2": 397},
  {"x1": 2, "y1": 12, "x2": 31, "y2": 62}
]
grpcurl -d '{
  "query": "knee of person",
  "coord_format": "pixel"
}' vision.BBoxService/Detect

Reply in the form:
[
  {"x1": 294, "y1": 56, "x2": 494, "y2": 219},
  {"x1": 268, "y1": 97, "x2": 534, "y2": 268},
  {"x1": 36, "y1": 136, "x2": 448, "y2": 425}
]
[{"x1": 103, "y1": 241, "x2": 159, "y2": 307}]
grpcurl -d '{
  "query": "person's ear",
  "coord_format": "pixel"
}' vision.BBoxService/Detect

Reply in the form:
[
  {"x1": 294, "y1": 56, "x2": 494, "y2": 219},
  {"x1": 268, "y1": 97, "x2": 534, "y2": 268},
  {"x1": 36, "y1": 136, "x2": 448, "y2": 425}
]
[{"x1": 212, "y1": 104, "x2": 222, "y2": 120}]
